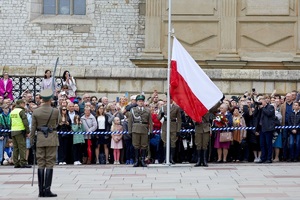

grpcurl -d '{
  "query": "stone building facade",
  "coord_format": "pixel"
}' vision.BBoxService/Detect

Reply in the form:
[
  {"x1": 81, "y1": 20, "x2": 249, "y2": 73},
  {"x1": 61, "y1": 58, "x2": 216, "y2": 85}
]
[{"x1": 0, "y1": 0, "x2": 300, "y2": 100}]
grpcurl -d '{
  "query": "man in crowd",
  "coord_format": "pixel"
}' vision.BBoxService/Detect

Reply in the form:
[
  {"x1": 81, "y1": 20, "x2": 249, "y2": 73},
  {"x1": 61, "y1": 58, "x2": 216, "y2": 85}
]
[
  {"x1": 79, "y1": 93, "x2": 91, "y2": 114},
  {"x1": 257, "y1": 96, "x2": 275, "y2": 163},
  {"x1": 281, "y1": 93, "x2": 294, "y2": 160},
  {"x1": 11, "y1": 99, "x2": 31, "y2": 168}
]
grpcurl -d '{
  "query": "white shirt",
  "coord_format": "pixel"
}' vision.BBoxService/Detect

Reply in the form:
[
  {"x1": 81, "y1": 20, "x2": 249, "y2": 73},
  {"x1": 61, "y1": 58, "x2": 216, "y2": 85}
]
[{"x1": 97, "y1": 115, "x2": 105, "y2": 130}]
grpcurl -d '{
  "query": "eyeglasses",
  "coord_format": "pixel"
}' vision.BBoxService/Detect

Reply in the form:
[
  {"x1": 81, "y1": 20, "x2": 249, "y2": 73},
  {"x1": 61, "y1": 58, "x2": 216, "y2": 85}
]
[{"x1": 62, "y1": 109, "x2": 67, "y2": 111}]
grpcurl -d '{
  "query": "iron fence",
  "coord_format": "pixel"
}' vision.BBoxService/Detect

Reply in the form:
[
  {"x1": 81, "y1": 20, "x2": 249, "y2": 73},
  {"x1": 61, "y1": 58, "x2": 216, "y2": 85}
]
[{"x1": 12, "y1": 77, "x2": 63, "y2": 100}]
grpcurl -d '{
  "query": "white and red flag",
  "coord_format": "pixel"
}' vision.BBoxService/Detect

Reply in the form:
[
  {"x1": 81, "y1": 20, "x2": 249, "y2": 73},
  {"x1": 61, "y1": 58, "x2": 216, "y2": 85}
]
[{"x1": 170, "y1": 37, "x2": 223, "y2": 122}]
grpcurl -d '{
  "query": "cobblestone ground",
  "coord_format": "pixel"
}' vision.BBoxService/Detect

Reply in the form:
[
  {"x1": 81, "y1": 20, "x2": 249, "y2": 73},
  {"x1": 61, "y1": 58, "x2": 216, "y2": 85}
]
[{"x1": 0, "y1": 163, "x2": 300, "y2": 200}]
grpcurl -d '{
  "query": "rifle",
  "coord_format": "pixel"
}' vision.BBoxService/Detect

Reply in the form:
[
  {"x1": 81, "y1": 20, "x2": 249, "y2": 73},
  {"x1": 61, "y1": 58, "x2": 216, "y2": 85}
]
[{"x1": 31, "y1": 135, "x2": 36, "y2": 187}]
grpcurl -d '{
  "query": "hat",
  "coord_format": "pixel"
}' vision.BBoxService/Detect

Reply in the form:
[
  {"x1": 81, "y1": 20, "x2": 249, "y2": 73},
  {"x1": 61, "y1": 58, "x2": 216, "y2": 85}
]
[
  {"x1": 130, "y1": 95, "x2": 137, "y2": 100},
  {"x1": 73, "y1": 99, "x2": 79, "y2": 104},
  {"x1": 136, "y1": 95, "x2": 145, "y2": 101},
  {"x1": 76, "y1": 96, "x2": 82, "y2": 100},
  {"x1": 40, "y1": 89, "x2": 53, "y2": 101}
]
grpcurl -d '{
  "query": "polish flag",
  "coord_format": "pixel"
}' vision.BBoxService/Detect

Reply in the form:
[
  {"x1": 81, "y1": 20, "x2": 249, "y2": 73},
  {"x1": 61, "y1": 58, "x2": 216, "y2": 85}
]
[{"x1": 170, "y1": 37, "x2": 223, "y2": 122}]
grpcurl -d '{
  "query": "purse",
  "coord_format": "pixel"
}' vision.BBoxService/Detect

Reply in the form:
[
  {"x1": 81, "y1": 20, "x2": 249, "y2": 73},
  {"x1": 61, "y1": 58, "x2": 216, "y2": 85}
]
[{"x1": 219, "y1": 131, "x2": 233, "y2": 142}]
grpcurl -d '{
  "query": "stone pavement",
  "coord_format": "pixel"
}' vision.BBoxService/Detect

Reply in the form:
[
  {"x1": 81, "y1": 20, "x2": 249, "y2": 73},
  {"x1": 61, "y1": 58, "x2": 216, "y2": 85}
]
[{"x1": 0, "y1": 162, "x2": 300, "y2": 200}]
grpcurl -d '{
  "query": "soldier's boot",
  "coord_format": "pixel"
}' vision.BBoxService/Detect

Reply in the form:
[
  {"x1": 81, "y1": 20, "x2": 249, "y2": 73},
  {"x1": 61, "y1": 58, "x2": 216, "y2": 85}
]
[
  {"x1": 133, "y1": 149, "x2": 140, "y2": 167},
  {"x1": 202, "y1": 149, "x2": 208, "y2": 167},
  {"x1": 140, "y1": 149, "x2": 147, "y2": 167},
  {"x1": 170, "y1": 148, "x2": 176, "y2": 164},
  {"x1": 38, "y1": 169, "x2": 45, "y2": 197},
  {"x1": 44, "y1": 169, "x2": 57, "y2": 197},
  {"x1": 194, "y1": 150, "x2": 202, "y2": 167}
]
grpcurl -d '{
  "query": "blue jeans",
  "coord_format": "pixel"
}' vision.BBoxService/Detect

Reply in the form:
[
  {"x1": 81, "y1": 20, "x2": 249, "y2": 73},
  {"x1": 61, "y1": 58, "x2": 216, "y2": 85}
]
[
  {"x1": 260, "y1": 131, "x2": 273, "y2": 162},
  {"x1": 289, "y1": 133, "x2": 300, "y2": 160},
  {"x1": 0, "y1": 138, "x2": 4, "y2": 161}
]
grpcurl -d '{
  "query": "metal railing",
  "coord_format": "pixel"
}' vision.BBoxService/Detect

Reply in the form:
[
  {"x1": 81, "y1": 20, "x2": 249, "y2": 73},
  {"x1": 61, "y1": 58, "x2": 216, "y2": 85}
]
[{"x1": 11, "y1": 77, "x2": 62, "y2": 100}]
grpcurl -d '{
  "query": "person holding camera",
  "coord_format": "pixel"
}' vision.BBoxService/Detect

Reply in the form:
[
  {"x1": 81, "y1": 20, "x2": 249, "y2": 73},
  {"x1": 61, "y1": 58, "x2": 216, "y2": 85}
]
[
  {"x1": 30, "y1": 89, "x2": 60, "y2": 197},
  {"x1": 255, "y1": 96, "x2": 276, "y2": 163},
  {"x1": 10, "y1": 99, "x2": 31, "y2": 168},
  {"x1": 62, "y1": 71, "x2": 77, "y2": 102}
]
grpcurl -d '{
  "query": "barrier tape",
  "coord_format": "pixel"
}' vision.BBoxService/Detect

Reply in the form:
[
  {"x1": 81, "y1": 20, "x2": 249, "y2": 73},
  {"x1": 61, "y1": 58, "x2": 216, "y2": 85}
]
[{"x1": 2, "y1": 125, "x2": 299, "y2": 135}]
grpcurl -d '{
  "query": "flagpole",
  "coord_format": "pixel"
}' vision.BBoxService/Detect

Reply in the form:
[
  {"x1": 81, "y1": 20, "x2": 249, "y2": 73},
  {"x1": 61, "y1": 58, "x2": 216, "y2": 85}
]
[{"x1": 166, "y1": 0, "x2": 172, "y2": 166}]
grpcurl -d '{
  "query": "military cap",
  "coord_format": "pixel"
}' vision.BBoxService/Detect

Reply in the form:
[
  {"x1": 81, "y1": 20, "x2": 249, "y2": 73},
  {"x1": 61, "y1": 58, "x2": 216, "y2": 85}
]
[
  {"x1": 40, "y1": 89, "x2": 53, "y2": 101},
  {"x1": 136, "y1": 94, "x2": 145, "y2": 101}
]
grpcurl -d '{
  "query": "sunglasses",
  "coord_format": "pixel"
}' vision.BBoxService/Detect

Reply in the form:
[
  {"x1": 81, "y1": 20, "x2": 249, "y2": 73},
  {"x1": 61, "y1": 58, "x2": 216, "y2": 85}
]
[{"x1": 62, "y1": 109, "x2": 67, "y2": 111}]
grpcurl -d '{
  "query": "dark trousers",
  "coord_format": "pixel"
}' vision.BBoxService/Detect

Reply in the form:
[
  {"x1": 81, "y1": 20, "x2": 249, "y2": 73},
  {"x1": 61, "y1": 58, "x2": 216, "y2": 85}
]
[
  {"x1": 58, "y1": 135, "x2": 71, "y2": 163},
  {"x1": 260, "y1": 131, "x2": 273, "y2": 162},
  {"x1": 282, "y1": 129, "x2": 289, "y2": 160},
  {"x1": 125, "y1": 139, "x2": 134, "y2": 161},
  {"x1": 73, "y1": 143, "x2": 83, "y2": 162}
]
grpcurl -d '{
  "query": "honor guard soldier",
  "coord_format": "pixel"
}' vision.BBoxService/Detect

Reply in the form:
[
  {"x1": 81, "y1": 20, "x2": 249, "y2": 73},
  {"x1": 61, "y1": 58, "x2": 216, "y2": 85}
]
[
  {"x1": 128, "y1": 94, "x2": 153, "y2": 167},
  {"x1": 30, "y1": 89, "x2": 59, "y2": 197},
  {"x1": 157, "y1": 97, "x2": 182, "y2": 164}
]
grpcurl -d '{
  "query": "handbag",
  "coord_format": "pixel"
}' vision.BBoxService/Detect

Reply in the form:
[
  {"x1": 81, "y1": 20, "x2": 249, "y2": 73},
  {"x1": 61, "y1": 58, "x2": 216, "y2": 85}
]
[{"x1": 219, "y1": 131, "x2": 233, "y2": 142}]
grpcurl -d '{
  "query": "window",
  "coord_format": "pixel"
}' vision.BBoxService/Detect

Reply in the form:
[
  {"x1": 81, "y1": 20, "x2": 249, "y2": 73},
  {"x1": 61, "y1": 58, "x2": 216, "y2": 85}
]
[{"x1": 43, "y1": 0, "x2": 86, "y2": 15}]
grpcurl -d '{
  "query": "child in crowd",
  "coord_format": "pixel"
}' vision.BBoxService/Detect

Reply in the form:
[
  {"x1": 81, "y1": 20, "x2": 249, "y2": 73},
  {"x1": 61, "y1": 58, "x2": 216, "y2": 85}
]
[
  {"x1": 111, "y1": 117, "x2": 123, "y2": 165},
  {"x1": 3, "y1": 139, "x2": 13, "y2": 165},
  {"x1": 72, "y1": 115, "x2": 85, "y2": 165}
]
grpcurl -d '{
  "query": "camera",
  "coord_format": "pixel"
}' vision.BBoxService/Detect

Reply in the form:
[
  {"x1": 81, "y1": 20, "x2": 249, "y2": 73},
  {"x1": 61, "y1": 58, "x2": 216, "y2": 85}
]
[
  {"x1": 252, "y1": 88, "x2": 256, "y2": 92},
  {"x1": 254, "y1": 101, "x2": 262, "y2": 106}
]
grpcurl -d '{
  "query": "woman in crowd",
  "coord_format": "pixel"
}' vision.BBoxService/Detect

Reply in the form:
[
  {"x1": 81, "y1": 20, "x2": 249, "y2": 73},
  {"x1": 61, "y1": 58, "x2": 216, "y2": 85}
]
[
  {"x1": 62, "y1": 70, "x2": 77, "y2": 102},
  {"x1": 214, "y1": 103, "x2": 233, "y2": 163},
  {"x1": 149, "y1": 104, "x2": 162, "y2": 164},
  {"x1": 40, "y1": 70, "x2": 53, "y2": 91},
  {"x1": 57, "y1": 106, "x2": 72, "y2": 165},
  {"x1": 95, "y1": 104, "x2": 110, "y2": 164},
  {"x1": 0, "y1": 72, "x2": 13, "y2": 101},
  {"x1": 231, "y1": 107, "x2": 247, "y2": 162},
  {"x1": 81, "y1": 106, "x2": 97, "y2": 164},
  {"x1": 72, "y1": 115, "x2": 85, "y2": 165}
]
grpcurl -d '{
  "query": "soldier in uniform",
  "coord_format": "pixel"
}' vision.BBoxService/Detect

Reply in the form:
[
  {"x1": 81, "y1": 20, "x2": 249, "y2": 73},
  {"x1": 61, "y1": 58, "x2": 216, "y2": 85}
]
[
  {"x1": 30, "y1": 89, "x2": 60, "y2": 197},
  {"x1": 194, "y1": 99, "x2": 223, "y2": 167},
  {"x1": 128, "y1": 95, "x2": 153, "y2": 167},
  {"x1": 11, "y1": 99, "x2": 31, "y2": 168},
  {"x1": 157, "y1": 97, "x2": 182, "y2": 164},
  {"x1": 194, "y1": 104, "x2": 220, "y2": 167}
]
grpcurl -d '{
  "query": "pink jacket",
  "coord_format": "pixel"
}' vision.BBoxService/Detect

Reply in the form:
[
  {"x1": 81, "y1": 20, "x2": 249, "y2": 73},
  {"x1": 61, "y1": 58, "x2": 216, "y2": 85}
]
[{"x1": 0, "y1": 78, "x2": 14, "y2": 100}]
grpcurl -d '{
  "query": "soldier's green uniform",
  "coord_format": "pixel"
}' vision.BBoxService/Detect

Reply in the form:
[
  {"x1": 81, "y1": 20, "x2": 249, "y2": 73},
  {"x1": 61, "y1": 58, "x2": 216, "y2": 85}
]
[
  {"x1": 128, "y1": 95, "x2": 153, "y2": 167},
  {"x1": 157, "y1": 102, "x2": 182, "y2": 164},
  {"x1": 194, "y1": 102, "x2": 221, "y2": 167},
  {"x1": 11, "y1": 99, "x2": 30, "y2": 168},
  {"x1": 30, "y1": 89, "x2": 59, "y2": 197}
]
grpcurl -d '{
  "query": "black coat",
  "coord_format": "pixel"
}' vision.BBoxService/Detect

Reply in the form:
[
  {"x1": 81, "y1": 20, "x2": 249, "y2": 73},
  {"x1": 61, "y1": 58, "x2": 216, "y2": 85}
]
[{"x1": 259, "y1": 104, "x2": 276, "y2": 132}]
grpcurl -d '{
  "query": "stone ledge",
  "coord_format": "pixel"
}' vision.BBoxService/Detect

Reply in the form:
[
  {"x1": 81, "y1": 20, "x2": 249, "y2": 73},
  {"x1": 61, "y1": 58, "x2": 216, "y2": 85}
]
[{"x1": 1, "y1": 66, "x2": 299, "y2": 81}]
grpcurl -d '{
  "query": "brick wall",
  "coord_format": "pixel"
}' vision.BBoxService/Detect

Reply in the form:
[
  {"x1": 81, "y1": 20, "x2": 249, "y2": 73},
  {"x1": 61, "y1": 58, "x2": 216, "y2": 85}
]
[{"x1": 0, "y1": 0, "x2": 145, "y2": 68}]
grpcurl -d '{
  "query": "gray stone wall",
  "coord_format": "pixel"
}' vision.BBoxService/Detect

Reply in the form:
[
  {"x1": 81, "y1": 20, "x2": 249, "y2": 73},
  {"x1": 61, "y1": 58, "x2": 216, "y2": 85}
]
[
  {"x1": 0, "y1": 0, "x2": 145, "y2": 68},
  {"x1": 3, "y1": 66, "x2": 300, "y2": 100}
]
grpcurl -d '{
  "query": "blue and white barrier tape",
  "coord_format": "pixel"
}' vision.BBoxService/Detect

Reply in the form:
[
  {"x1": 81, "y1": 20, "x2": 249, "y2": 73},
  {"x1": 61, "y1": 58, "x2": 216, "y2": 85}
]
[{"x1": 2, "y1": 125, "x2": 299, "y2": 135}]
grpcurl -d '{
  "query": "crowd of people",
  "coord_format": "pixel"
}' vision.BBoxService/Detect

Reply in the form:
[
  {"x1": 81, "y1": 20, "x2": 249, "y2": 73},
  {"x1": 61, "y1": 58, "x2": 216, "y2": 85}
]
[{"x1": 0, "y1": 69, "x2": 300, "y2": 168}]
